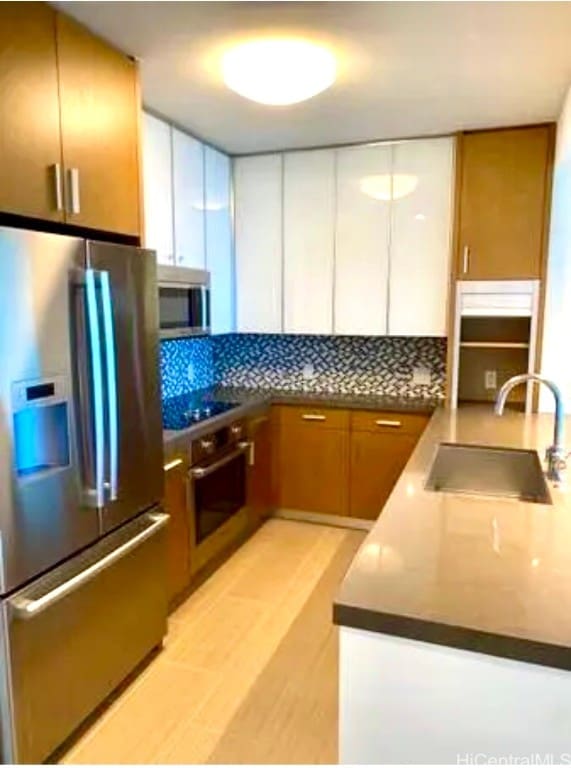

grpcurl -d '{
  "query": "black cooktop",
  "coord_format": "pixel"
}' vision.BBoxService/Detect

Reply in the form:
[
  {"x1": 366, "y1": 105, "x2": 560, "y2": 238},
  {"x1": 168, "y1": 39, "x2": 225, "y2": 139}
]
[{"x1": 162, "y1": 394, "x2": 240, "y2": 431}]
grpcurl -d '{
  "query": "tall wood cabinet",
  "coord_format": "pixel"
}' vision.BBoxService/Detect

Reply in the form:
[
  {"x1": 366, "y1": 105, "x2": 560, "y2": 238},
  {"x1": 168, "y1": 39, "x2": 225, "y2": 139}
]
[
  {"x1": 56, "y1": 13, "x2": 141, "y2": 236},
  {"x1": 0, "y1": 3, "x2": 141, "y2": 236},
  {"x1": 0, "y1": 3, "x2": 62, "y2": 222},
  {"x1": 455, "y1": 125, "x2": 553, "y2": 280}
]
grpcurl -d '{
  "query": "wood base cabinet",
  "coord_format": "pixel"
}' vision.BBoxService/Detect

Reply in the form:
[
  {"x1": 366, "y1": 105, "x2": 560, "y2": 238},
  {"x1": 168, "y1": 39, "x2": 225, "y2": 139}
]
[
  {"x1": 163, "y1": 456, "x2": 191, "y2": 604},
  {"x1": 349, "y1": 411, "x2": 429, "y2": 520},
  {"x1": 275, "y1": 406, "x2": 349, "y2": 516}
]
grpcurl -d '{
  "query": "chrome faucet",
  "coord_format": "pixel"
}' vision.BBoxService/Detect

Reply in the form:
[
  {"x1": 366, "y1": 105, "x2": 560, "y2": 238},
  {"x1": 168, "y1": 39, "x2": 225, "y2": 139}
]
[{"x1": 494, "y1": 373, "x2": 566, "y2": 483}]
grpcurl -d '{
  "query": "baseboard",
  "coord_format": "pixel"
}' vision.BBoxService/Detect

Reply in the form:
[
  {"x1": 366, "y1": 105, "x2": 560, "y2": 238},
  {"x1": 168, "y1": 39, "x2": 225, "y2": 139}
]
[{"x1": 272, "y1": 508, "x2": 374, "y2": 532}]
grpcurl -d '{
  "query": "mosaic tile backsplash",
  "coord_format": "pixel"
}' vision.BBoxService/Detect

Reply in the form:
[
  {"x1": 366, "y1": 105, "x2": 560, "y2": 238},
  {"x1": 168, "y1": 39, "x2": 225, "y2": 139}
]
[
  {"x1": 213, "y1": 334, "x2": 446, "y2": 398},
  {"x1": 160, "y1": 337, "x2": 215, "y2": 400},
  {"x1": 160, "y1": 334, "x2": 447, "y2": 400}
]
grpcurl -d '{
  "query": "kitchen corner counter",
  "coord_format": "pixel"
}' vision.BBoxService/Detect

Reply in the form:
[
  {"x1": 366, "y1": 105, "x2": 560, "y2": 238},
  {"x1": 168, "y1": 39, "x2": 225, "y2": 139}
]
[{"x1": 334, "y1": 405, "x2": 571, "y2": 671}]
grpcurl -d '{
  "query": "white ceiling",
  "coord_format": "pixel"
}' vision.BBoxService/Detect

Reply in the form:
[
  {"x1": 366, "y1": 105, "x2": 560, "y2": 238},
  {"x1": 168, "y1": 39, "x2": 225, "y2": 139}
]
[{"x1": 57, "y1": 1, "x2": 571, "y2": 154}]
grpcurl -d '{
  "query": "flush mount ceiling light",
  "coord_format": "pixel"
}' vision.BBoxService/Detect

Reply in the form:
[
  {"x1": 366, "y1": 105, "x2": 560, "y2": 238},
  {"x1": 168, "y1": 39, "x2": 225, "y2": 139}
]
[
  {"x1": 360, "y1": 174, "x2": 419, "y2": 201},
  {"x1": 221, "y1": 38, "x2": 337, "y2": 106}
]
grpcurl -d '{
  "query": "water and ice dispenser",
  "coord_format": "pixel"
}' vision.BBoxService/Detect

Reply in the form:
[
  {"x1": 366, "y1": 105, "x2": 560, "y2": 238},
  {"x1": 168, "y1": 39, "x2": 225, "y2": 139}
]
[{"x1": 11, "y1": 376, "x2": 71, "y2": 479}]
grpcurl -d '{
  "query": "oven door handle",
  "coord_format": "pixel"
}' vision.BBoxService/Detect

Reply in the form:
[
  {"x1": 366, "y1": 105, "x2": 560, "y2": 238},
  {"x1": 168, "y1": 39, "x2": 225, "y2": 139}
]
[{"x1": 190, "y1": 444, "x2": 248, "y2": 480}]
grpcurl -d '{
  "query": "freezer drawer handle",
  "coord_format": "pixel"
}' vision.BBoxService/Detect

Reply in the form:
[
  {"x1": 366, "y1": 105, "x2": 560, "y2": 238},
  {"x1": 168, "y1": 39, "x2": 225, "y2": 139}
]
[
  {"x1": 10, "y1": 513, "x2": 169, "y2": 620},
  {"x1": 190, "y1": 444, "x2": 248, "y2": 479}
]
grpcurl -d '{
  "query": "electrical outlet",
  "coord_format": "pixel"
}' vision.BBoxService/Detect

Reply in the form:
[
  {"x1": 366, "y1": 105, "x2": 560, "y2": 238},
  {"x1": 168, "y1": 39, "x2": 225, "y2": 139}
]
[
  {"x1": 187, "y1": 363, "x2": 195, "y2": 383},
  {"x1": 485, "y1": 370, "x2": 497, "y2": 390},
  {"x1": 302, "y1": 363, "x2": 315, "y2": 380},
  {"x1": 412, "y1": 366, "x2": 431, "y2": 386}
]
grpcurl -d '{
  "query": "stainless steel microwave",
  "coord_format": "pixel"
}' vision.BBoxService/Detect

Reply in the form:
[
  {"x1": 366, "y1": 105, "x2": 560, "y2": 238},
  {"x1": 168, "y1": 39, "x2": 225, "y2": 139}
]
[{"x1": 157, "y1": 265, "x2": 210, "y2": 339}]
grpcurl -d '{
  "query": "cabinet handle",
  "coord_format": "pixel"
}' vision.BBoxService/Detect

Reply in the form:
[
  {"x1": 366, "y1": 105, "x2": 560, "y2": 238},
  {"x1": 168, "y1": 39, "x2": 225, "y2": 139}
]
[
  {"x1": 462, "y1": 245, "x2": 470, "y2": 275},
  {"x1": 52, "y1": 163, "x2": 64, "y2": 212},
  {"x1": 302, "y1": 414, "x2": 326, "y2": 422},
  {"x1": 68, "y1": 167, "x2": 81, "y2": 214},
  {"x1": 375, "y1": 419, "x2": 402, "y2": 428},
  {"x1": 164, "y1": 458, "x2": 183, "y2": 472}
]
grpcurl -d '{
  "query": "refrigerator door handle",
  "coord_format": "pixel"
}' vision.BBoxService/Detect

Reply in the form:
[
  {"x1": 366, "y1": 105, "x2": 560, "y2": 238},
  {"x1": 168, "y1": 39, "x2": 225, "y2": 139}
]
[
  {"x1": 99, "y1": 270, "x2": 119, "y2": 501},
  {"x1": 85, "y1": 268, "x2": 106, "y2": 509},
  {"x1": 9, "y1": 513, "x2": 169, "y2": 619}
]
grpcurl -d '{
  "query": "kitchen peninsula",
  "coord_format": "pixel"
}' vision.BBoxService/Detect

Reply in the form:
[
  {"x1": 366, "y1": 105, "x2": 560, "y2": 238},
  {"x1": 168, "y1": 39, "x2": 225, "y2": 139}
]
[{"x1": 335, "y1": 404, "x2": 571, "y2": 764}]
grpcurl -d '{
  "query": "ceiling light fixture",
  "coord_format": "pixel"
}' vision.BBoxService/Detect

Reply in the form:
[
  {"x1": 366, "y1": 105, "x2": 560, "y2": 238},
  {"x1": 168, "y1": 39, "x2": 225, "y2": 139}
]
[
  {"x1": 360, "y1": 174, "x2": 418, "y2": 202},
  {"x1": 221, "y1": 37, "x2": 337, "y2": 106}
]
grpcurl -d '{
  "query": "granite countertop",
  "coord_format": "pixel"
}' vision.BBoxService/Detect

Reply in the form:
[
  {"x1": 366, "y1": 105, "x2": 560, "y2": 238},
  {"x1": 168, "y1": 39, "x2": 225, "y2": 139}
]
[
  {"x1": 334, "y1": 404, "x2": 571, "y2": 671},
  {"x1": 162, "y1": 386, "x2": 441, "y2": 444}
]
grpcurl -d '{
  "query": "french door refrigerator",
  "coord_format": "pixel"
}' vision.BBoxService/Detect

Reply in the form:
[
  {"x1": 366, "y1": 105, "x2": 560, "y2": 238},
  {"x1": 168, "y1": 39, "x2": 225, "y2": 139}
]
[{"x1": 0, "y1": 226, "x2": 168, "y2": 763}]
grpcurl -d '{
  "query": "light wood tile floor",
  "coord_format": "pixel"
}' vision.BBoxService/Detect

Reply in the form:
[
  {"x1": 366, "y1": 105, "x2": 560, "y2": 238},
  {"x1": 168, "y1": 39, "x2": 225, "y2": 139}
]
[{"x1": 60, "y1": 519, "x2": 365, "y2": 765}]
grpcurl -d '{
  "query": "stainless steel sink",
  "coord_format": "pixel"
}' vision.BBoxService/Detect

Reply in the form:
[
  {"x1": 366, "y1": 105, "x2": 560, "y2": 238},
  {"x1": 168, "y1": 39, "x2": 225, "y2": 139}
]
[{"x1": 425, "y1": 443, "x2": 552, "y2": 504}]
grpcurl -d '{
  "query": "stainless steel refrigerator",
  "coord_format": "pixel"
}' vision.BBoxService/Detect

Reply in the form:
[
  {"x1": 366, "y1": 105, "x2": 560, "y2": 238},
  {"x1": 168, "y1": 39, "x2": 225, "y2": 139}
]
[{"x1": 0, "y1": 226, "x2": 168, "y2": 763}]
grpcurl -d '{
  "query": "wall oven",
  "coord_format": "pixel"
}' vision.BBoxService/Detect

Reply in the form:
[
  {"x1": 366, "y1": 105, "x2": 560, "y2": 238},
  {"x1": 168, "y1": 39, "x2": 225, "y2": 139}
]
[
  {"x1": 188, "y1": 420, "x2": 250, "y2": 545},
  {"x1": 157, "y1": 265, "x2": 210, "y2": 339}
]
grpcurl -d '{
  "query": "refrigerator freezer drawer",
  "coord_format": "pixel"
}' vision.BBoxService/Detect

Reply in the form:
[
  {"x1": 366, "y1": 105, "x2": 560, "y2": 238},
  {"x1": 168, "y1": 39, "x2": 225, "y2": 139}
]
[{"x1": 0, "y1": 510, "x2": 169, "y2": 764}]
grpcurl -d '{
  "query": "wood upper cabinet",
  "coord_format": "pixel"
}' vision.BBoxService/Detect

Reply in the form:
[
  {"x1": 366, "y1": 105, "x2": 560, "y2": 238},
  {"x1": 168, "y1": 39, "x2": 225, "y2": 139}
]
[
  {"x1": 349, "y1": 411, "x2": 428, "y2": 520},
  {"x1": 0, "y1": 3, "x2": 63, "y2": 221},
  {"x1": 163, "y1": 457, "x2": 191, "y2": 604},
  {"x1": 456, "y1": 125, "x2": 553, "y2": 280},
  {"x1": 275, "y1": 406, "x2": 349, "y2": 515},
  {"x1": 56, "y1": 12, "x2": 141, "y2": 236}
]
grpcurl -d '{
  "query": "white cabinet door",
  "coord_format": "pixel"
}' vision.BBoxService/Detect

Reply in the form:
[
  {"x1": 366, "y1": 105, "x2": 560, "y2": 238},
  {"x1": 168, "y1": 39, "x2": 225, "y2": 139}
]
[
  {"x1": 388, "y1": 137, "x2": 454, "y2": 336},
  {"x1": 335, "y1": 145, "x2": 392, "y2": 335},
  {"x1": 142, "y1": 112, "x2": 173, "y2": 265},
  {"x1": 172, "y1": 128, "x2": 205, "y2": 269},
  {"x1": 205, "y1": 146, "x2": 233, "y2": 334},
  {"x1": 234, "y1": 154, "x2": 283, "y2": 333},
  {"x1": 283, "y1": 150, "x2": 336, "y2": 334}
]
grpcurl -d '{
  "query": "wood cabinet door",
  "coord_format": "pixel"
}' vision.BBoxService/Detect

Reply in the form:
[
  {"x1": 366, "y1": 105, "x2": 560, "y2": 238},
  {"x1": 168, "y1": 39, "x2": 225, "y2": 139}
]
[
  {"x1": 205, "y1": 146, "x2": 233, "y2": 334},
  {"x1": 456, "y1": 126, "x2": 553, "y2": 280},
  {"x1": 142, "y1": 112, "x2": 174, "y2": 264},
  {"x1": 283, "y1": 150, "x2": 336, "y2": 334},
  {"x1": 277, "y1": 418, "x2": 349, "y2": 516},
  {"x1": 163, "y1": 459, "x2": 191, "y2": 603},
  {"x1": 56, "y1": 13, "x2": 141, "y2": 236},
  {"x1": 349, "y1": 431, "x2": 418, "y2": 520},
  {"x1": 172, "y1": 128, "x2": 205, "y2": 268},
  {"x1": 246, "y1": 414, "x2": 274, "y2": 523},
  {"x1": 389, "y1": 137, "x2": 454, "y2": 335},
  {"x1": 0, "y1": 3, "x2": 63, "y2": 221},
  {"x1": 234, "y1": 154, "x2": 283, "y2": 332}
]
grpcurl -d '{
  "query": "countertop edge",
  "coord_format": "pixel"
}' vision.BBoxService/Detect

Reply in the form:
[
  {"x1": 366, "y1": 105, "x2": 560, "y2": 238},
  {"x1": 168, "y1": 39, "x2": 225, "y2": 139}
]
[{"x1": 333, "y1": 603, "x2": 571, "y2": 672}]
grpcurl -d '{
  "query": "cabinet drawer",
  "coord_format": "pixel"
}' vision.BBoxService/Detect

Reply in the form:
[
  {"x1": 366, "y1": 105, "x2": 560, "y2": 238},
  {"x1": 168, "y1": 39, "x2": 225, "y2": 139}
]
[
  {"x1": 350, "y1": 410, "x2": 429, "y2": 436},
  {"x1": 279, "y1": 405, "x2": 349, "y2": 431}
]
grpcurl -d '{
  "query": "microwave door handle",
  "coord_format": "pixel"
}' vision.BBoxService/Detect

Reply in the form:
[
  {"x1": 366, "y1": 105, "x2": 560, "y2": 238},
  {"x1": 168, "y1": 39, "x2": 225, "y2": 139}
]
[
  {"x1": 85, "y1": 268, "x2": 106, "y2": 509},
  {"x1": 99, "y1": 271, "x2": 119, "y2": 501}
]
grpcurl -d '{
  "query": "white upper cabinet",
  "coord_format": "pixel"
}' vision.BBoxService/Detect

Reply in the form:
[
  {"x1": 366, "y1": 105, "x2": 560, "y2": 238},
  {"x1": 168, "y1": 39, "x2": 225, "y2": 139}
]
[
  {"x1": 234, "y1": 154, "x2": 283, "y2": 333},
  {"x1": 142, "y1": 112, "x2": 173, "y2": 265},
  {"x1": 205, "y1": 146, "x2": 233, "y2": 334},
  {"x1": 388, "y1": 137, "x2": 454, "y2": 336},
  {"x1": 283, "y1": 150, "x2": 336, "y2": 334},
  {"x1": 172, "y1": 128, "x2": 205, "y2": 269},
  {"x1": 335, "y1": 144, "x2": 392, "y2": 335}
]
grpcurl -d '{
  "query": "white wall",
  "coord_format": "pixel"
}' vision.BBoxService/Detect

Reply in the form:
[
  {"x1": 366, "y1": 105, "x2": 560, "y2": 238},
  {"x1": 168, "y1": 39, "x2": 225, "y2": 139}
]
[{"x1": 541, "y1": 84, "x2": 571, "y2": 412}]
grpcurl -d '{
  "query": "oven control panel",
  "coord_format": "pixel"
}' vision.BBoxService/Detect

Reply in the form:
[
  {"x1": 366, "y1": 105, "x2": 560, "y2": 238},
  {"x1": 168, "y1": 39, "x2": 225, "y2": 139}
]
[{"x1": 190, "y1": 419, "x2": 245, "y2": 466}]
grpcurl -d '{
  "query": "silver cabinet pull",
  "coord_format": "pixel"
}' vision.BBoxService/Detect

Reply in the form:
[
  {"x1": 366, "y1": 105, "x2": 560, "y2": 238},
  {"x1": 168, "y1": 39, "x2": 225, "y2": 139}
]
[
  {"x1": 10, "y1": 513, "x2": 169, "y2": 619},
  {"x1": 238, "y1": 439, "x2": 255, "y2": 466},
  {"x1": 302, "y1": 414, "x2": 326, "y2": 421},
  {"x1": 375, "y1": 419, "x2": 402, "y2": 428},
  {"x1": 68, "y1": 167, "x2": 81, "y2": 214},
  {"x1": 164, "y1": 458, "x2": 183, "y2": 472},
  {"x1": 52, "y1": 163, "x2": 64, "y2": 212},
  {"x1": 190, "y1": 444, "x2": 248, "y2": 479},
  {"x1": 462, "y1": 245, "x2": 470, "y2": 275}
]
